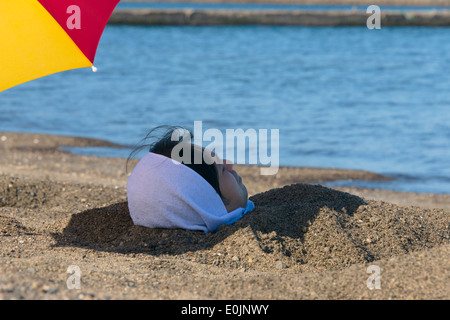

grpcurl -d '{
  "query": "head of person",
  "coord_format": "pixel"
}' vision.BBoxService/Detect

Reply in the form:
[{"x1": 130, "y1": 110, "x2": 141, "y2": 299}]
[{"x1": 127, "y1": 125, "x2": 248, "y2": 213}]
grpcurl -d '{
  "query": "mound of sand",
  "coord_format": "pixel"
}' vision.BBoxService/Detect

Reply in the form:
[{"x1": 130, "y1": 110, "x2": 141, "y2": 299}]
[{"x1": 55, "y1": 183, "x2": 449, "y2": 274}]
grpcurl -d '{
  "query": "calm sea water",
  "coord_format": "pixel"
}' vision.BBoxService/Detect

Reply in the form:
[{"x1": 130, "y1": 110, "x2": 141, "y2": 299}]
[{"x1": 1, "y1": 25, "x2": 449, "y2": 193}]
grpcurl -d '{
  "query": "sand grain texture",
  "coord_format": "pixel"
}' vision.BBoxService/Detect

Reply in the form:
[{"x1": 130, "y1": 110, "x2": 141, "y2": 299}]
[{"x1": 0, "y1": 132, "x2": 449, "y2": 300}]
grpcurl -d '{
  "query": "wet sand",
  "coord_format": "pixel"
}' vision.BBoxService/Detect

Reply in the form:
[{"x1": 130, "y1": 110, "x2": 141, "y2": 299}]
[{"x1": 0, "y1": 132, "x2": 448, "y2": 300}]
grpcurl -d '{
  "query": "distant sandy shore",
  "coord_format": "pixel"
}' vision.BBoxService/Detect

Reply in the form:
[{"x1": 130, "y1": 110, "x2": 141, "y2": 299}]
[
  {"x1": 110, "y1": 0, "x2": 450, "y2": 27},
  {"x1": 121, "y1": 0, "x2": 449, "y2": 7},
  {"x1": 0, "y1": 132, "x2": 448, "y2": 299}
]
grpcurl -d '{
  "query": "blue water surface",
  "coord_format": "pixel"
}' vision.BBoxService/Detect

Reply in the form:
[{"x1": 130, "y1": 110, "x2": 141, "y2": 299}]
[{"x1": 1, "y1": 25, "x2": 449, "y2": 193}]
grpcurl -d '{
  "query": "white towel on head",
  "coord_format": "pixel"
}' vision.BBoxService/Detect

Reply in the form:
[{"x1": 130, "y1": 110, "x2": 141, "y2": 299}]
[{"x1": 127, "y1": 152, "x2": 254, "y2": 233}]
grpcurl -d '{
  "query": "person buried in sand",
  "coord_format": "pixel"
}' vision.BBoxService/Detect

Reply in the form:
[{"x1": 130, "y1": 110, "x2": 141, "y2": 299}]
[{"x1": 126, "y1": 126, "x2": 255, "y2": 233}]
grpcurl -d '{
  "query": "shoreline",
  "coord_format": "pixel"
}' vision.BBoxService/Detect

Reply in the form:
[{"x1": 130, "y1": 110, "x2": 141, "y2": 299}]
[
  {"x1": 108, "y1": 8, "x2": 450, "y2": 26},
  {"x1": 1, "y1": 131, "x2": 449, "y2": 300},
  {"x1": 121, "y1": 0, "x2": 450, "y2": 7},
  {"x1": 1, "y1": 131, "x2": 449, "y2": 208}
]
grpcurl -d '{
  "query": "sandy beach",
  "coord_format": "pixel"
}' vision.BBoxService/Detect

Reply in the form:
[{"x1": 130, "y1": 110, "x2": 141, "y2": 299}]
[{"x1": 0, "y1": 131, "x2": 448, "y2": 300}]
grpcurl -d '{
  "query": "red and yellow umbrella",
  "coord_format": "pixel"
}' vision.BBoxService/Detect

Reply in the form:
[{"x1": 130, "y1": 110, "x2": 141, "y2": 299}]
[{"x1": 0, "y1": 0, "x2": 120, "y2": 92}]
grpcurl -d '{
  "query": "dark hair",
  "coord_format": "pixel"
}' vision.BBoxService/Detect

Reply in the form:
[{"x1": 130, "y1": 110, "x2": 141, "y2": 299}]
[{"x1": 127, "y1": 125, "x2": 224, "y2": 200}]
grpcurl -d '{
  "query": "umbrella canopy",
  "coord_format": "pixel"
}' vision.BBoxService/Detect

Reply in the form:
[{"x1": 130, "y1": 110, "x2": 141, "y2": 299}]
[{"x1": 0, "y1": 0, "x2": 120, "y2": 92}]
